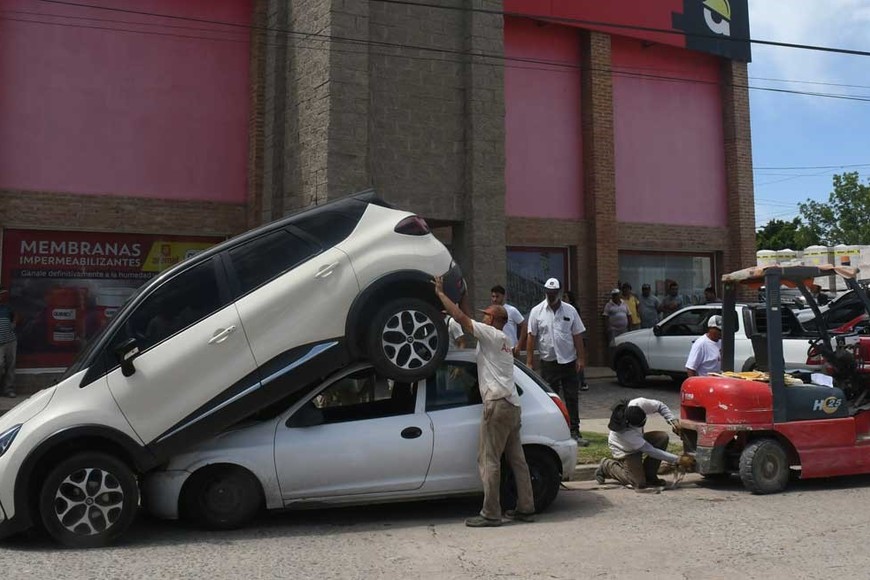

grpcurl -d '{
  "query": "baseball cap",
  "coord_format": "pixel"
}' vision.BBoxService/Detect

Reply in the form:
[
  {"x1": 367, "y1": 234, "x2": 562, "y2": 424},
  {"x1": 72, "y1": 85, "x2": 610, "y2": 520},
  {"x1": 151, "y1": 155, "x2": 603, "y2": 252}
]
[
  {"x1": 544, "y1": 278, "x2": 561, "y2": 291},
  {"x1": 708, "y1": 315, "x2": 723, "y2": 329},
  {"x1": 610, "y1": 288, "x2": 620, "y2": 295}
]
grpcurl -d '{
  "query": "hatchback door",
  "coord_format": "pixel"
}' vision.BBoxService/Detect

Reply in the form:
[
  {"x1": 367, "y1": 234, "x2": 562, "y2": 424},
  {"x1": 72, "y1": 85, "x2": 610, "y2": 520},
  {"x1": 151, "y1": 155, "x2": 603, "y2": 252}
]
[
  {"x1": 104, "y1": 257, "x2": 259, "y2": 447},
  {"x1": 275, "y1": 367, "x2": 433, "y2": 499},
  {"x1": 423, "y1": 359, "x2": 485, "y2": 491}
]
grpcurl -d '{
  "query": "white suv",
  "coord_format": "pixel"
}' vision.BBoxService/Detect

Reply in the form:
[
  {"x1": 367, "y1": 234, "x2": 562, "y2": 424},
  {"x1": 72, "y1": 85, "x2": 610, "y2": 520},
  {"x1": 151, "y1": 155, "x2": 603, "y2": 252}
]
[{"x1": 0, "y1": 191, "x2": 464, "y2": 548}]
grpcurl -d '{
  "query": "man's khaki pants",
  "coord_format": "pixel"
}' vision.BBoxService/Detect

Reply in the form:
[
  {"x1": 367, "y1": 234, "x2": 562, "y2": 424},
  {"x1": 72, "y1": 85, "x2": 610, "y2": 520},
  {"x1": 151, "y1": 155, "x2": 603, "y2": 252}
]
[
  {"x1": 479, "y1": 398, "x2": 536, "y2": 519},
  {"x1": 600, "y1": 431, "x2": 670, "y2": 488}
]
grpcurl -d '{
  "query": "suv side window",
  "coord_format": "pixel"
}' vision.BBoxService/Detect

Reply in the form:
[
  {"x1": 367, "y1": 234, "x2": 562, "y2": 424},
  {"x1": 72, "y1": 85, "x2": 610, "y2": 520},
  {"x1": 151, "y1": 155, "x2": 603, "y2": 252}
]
[
  {"x1": 293, "y1": 211, "x2": 360, "y2": 247},
  {"x1": 427, "y1": 362, "x2": 483, "y2": 411},
  {"x1": 228, "y1": 228, "x2": 319, "y2": 295},
  {"x1": 108, "y1": 259, "x2": 226, "y2": 356}
]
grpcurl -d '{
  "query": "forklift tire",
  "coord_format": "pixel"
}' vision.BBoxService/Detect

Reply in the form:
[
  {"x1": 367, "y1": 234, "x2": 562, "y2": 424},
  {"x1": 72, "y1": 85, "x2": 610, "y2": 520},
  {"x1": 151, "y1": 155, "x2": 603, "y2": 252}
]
[{"x1": 739, "y1": 439, "x2": 790, "y2": 494}]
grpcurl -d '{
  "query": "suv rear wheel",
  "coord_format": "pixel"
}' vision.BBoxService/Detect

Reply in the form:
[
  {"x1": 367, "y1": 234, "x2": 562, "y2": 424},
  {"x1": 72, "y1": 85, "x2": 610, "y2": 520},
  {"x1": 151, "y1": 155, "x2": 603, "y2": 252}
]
[{"x1": 367, "y1": 298, "x2": 448, "y2": 382}]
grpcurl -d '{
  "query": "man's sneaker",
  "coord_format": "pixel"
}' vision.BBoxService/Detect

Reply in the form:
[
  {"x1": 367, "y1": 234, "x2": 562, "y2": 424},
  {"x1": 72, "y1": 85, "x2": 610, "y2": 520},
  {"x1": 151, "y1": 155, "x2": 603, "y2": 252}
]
[
  {"x1": 579, "y1": 383, "x2": 589, "y2": 392},
  {"x1": 594, "y1": 460, "x2": 606, "y2": 485},
  {"x1": 648, "y1": 477, "x2": 668, "y2": 487},
  {"x1": 504, "y1": 510, "x2": 535, "y2": 523},
  {"x1": 465, "y1": 515, "x2": 502, "y2": 528},
  {"x1": 572, "y1": 433, "x2": 590, "y2": 447}
]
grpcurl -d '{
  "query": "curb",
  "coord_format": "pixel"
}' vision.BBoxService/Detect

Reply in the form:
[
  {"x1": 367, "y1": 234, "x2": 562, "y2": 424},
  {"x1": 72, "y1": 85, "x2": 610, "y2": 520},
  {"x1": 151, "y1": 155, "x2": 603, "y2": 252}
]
[{"x1": 572, "y1": 464, "x2": 597, "y2": 482}]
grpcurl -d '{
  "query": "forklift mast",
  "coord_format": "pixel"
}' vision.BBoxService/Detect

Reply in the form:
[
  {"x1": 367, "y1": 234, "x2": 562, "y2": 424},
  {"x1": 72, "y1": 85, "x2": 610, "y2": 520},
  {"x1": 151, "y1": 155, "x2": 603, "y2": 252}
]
[{"x1": 720, "y1": 265, "x2": 870, "y2": 424}]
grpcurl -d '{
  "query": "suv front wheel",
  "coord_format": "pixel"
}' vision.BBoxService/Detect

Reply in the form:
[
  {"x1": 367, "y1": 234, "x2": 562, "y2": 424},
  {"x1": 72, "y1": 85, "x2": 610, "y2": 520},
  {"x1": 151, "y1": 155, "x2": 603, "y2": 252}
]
[
  {"x1": 38, "y1": 452, "x2": 139, "y2": 548},
  {"x1": 367, "y1": 298, "x2": 448, "y2": 382}
]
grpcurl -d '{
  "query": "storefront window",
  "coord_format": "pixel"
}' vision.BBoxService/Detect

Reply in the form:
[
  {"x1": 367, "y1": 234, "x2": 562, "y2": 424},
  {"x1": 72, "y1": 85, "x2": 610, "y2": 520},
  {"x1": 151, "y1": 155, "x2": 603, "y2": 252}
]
[
  {"x1": 506, "y1": 247, "x2": 569, "y2": 316},
  {"x1": 1, "y1": 229, "x2": 223, "y2": 370},
  {"x1": 619, "y1": 252, "x2": 714, "y2": 306}
]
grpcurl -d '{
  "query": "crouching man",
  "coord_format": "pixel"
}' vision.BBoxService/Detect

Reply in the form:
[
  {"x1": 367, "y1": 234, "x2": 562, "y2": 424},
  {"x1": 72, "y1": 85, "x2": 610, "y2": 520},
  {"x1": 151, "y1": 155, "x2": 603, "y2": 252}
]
[{"x1": 595, "y1": 397, "x2": 681, "y2": 489}]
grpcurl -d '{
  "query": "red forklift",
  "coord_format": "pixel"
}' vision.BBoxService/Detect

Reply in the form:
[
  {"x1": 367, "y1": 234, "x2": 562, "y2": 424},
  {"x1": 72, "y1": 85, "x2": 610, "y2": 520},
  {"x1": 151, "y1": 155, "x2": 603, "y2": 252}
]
[{"x1": 680, "y1": 264, "x2": 870, "y2": 493}]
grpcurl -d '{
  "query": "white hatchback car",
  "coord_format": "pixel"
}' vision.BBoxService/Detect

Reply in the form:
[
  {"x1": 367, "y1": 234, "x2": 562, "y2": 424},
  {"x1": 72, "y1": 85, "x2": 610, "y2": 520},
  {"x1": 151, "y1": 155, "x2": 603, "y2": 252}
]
[
  {"x1": 142, "y1": 350, "x2": 578, "y2": 530},
  {"x1": 0, "y1": 191, "x2": 464, "y2": 548},
  {"x1": 611, "y1": 304, "x2": 822, "y2": 387}
]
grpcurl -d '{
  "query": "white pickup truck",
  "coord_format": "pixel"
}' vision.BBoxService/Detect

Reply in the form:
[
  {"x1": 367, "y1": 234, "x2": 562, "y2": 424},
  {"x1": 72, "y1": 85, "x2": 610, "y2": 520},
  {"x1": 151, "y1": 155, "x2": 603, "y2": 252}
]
[{"x1": 610, "y1": 304, "x2": 822, "y2": 387}]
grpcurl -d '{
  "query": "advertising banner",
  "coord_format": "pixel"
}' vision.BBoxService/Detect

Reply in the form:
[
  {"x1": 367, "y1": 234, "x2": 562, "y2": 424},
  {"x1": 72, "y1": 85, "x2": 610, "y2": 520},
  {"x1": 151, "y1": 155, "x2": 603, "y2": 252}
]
[
  {"x1": 505, "y1": 0, "x2": 751, "y2": 62},
  {"x1": 1, "y1": 229, "x2": 223, "y2": 369}
]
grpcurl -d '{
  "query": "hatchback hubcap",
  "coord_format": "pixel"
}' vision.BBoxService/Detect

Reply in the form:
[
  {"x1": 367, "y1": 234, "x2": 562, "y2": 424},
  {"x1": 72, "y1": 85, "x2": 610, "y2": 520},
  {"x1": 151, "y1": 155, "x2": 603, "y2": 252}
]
[
  {"x1": 54, "y1": 468, "x2": 125, "y2": 536},
  {"x1": 381, "y1": 309, "x2": 439, "y2": 370}
]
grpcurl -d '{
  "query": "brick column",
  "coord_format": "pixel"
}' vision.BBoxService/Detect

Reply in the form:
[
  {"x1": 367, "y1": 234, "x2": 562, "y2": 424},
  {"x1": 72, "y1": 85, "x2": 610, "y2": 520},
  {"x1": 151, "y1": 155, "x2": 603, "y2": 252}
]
[
  {"x1": 456, "y1": 0, "x2": 507, "y2": 311},
  {"x1": 721, "y1": 60, "x2": 757, "y2": 298},
  {"x1": 580, "y1": 31, "x2": 618, "y2": 365},
  {"x1": 246, "y1": 0, "x2": 267, "y2": 228}
]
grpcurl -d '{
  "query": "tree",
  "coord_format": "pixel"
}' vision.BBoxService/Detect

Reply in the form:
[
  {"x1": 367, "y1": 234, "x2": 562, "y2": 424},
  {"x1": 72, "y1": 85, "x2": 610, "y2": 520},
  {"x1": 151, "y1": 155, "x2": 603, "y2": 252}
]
[
  {"x1": 798, "y1": 172, "x2": 870, "y2": 245},
  {"x1": 755, "y1": 217, "x2": 818, "y2": 250}
]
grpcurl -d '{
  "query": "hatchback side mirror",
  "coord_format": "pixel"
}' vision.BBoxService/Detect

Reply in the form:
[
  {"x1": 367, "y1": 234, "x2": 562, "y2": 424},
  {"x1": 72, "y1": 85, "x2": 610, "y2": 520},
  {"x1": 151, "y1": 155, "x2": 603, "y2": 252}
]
[
  {"x1": 653, "y1": 325, "x2": 663, "y2": 337},
  {"x1": 114, "y1": 338, "x2": 140, "y2": 377}
]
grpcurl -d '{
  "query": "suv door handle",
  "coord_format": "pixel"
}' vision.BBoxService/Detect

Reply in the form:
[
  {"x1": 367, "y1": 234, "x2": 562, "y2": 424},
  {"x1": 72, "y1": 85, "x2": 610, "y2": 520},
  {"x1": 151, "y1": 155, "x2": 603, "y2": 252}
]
[
  {"x1": 315, "y1": 262, "x2": 339, "y2": 279},
  {"x1": 208, "y1": 325, "x2": 236, "y2": 345}
]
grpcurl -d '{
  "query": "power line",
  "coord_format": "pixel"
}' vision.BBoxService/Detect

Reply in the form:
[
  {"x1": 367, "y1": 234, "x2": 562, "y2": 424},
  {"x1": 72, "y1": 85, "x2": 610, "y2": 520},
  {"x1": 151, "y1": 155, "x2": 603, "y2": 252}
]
[
  {"x1": 8, "y1": 5, "x2": 870, "y2": 104},
  {"x1": 754, "y1": 163, "x2": 870, "y2": 171},
  {"x1": 373, "y1": 0, "x2": 870, "y2": 58}
]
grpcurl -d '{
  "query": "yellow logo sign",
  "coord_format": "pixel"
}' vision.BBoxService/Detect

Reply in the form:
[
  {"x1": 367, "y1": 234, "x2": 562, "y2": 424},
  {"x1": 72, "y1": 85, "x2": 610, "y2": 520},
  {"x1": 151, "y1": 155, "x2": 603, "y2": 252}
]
[
  {"x1": 702, "y1": 0, "x2": 731, "y2": 36},
  {"x1": 141, "y1": 242, "x2": 215, "y2": 272}
]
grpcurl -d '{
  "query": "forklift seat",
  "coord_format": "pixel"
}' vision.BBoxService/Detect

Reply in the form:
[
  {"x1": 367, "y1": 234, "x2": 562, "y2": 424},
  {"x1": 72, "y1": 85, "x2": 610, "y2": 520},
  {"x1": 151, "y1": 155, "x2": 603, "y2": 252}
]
[{"x1": 750, "y1": 334, "x2": 769, "y2": 372}]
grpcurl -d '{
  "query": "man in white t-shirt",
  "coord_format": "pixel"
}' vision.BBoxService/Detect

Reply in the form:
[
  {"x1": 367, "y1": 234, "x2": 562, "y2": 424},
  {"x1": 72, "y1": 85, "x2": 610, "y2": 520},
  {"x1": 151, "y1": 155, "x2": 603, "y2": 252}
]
[
  {"x1": 490, "y1": 284, "x2": 525, "y2": 355},
  {"x1": 434, "y1": 276, "x2": 535, "y2": 528},
  {"x1": 685, "y1": 315, "x2": 723, "y2": 377}
]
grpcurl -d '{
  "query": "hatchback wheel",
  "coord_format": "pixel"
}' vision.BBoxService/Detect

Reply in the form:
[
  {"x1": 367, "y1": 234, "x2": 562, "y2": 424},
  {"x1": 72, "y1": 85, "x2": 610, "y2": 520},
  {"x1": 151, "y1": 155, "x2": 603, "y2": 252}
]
[
  {"x1": 181, "y1": 465, "x2": 263, "y2": 530},
  {"x1": 501, "y1": 447, "x2": 561, "y2": 514},
  {"x1": 39, "y1": 452, "x2": 139, "y2": 548},
  {"x1": 367, "y1": 298, "x2": 448, "y2": 382}
]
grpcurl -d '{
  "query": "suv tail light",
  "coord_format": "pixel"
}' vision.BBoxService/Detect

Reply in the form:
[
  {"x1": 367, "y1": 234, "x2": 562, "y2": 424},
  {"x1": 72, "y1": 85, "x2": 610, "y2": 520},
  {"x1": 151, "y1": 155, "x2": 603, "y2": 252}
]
[
  {"x1": 548, "y1": 394, "x2": 572, "y2": 429},
  {"x1": 394, "y1": 216, "x2": 431, "y2": 236}
]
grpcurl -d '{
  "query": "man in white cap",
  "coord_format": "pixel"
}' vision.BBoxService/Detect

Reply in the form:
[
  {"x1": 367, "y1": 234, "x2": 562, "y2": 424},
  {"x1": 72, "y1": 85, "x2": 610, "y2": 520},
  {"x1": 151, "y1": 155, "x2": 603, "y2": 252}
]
[
  {"x1": 525, "y1": 278, "x2": 589, "y2": 446},
  {"x1": 685, "y1": 315, "x2": 723, "y2": 377}
]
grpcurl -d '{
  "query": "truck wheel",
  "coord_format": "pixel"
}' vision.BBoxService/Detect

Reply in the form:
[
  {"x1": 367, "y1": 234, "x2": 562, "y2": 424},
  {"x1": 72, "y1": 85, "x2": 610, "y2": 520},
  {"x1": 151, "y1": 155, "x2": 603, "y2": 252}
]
[
  {"x1": 615, "y1": 354, "x2": 645, "y2": 388},
  {"x1": 739, "y1": 439, "x2": 790, "y2": 494},
  {"x1": 367, "y1": 298, "x2": 448, "y2": 382},
  {"x1": 38, "y1": 452, "x2": 139, "y2": 548}
]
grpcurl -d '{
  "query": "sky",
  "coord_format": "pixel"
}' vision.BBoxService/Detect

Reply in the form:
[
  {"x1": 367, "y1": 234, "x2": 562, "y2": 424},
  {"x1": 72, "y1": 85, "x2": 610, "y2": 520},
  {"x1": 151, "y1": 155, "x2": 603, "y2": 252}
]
[{"x1": 747, "y1": 0, "x2": 870, "y2": 231}]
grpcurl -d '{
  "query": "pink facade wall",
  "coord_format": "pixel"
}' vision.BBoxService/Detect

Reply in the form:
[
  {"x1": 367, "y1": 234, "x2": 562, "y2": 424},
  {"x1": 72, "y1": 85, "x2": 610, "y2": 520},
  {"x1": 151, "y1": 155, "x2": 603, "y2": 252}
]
[
  {"x1": 612, "y1": 37, "x2": 727, "y2": 227},
  {"x1": 0, "y1": 0, "x2": 251, "y2": 203},
  {"x1": 504, "y1": 17, "x2": 583, "y2": 219}
]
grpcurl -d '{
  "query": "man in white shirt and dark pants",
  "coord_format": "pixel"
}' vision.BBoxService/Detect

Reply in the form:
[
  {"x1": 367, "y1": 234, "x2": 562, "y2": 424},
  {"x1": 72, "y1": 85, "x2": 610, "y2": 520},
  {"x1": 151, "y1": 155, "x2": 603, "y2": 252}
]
[
  {"x1": 434, "y1": 276, "x2": 536, "y2": 527},
  {"x1": 490, "y1": 285, "x2": 525, "y2": 356},
  {"x1": 595, "y1": 397, "x2": 681, "y2": 489},
  {"x1": 685, "y1": 315, "x2": 723, "y2": 377},
  {"x1": 525, "y1": 278, "x2": 589, "y2": 447}
]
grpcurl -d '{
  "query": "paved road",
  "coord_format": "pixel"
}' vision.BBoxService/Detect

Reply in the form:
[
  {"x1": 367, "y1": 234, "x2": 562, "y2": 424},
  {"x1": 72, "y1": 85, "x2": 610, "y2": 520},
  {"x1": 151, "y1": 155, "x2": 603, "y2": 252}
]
[{"x1": 4, "y1": 474, "x2": 870, "y2": 579}]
